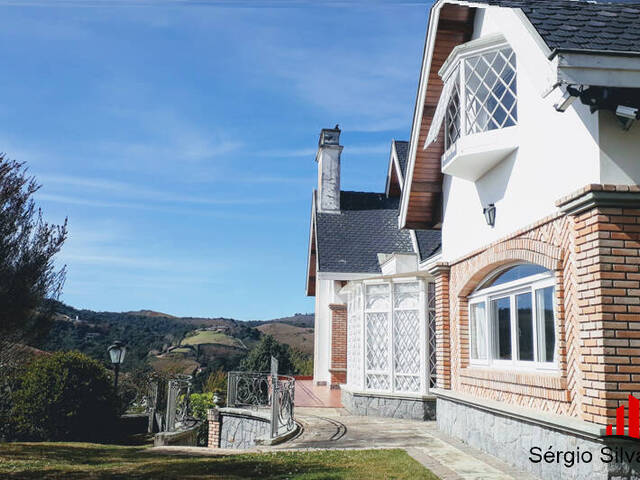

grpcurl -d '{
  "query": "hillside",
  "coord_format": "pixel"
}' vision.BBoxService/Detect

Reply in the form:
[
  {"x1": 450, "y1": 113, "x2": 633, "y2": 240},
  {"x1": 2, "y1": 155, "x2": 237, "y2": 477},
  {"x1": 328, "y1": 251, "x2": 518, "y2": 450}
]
[
  {"x1": 38, "y1": 301, "x2": 314, "y2": 378},
  {"x1": 256, "y1": 322, "x2": 314, "y2": 355},
  {"x1": 246, "y1": 313, "x2": 314, "y2": 329}
]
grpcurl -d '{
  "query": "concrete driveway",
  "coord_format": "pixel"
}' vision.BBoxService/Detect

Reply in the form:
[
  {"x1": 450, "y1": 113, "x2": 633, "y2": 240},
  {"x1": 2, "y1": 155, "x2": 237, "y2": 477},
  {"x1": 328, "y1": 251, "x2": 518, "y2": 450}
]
[{"x1": 275, "y1": 407, "x2": 539, "y2": 480}]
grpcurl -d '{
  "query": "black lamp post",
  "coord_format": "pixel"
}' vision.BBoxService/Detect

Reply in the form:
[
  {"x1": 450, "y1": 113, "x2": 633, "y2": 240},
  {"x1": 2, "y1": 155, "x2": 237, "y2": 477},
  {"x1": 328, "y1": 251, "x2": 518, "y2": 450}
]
[
  {"x1": 483, "y1": 204, "x2": 496, "y2": 227},
  {"x1": 107, "y1": 341, "x2": 126, "y2": 390}
]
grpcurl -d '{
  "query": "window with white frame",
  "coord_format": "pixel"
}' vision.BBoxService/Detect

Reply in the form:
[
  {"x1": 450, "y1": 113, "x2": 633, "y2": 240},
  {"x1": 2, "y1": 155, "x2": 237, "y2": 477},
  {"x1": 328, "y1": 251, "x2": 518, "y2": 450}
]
[
  {"x1": 344, "y1": 279, "x2": 436, "y2": 395},
  {"x1": 426, "y1": 37, "x2": 518, "y2": 151},
  {"x1": 468, "y1": 263, "x2": 557, "y2": 370}
]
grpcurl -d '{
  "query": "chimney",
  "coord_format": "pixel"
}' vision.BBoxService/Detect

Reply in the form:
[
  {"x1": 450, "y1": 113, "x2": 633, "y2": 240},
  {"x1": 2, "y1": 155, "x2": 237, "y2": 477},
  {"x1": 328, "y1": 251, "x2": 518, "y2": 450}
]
[{"x1": 316, "y1": 125, "x2": 343, "y2": 213}]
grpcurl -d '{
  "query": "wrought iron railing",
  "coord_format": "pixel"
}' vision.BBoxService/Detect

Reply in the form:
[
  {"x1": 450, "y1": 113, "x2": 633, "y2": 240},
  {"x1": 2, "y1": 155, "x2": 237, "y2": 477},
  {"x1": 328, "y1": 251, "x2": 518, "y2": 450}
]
[{"x1": 227, "y1": 371, "x2": 296, "y2": 438}]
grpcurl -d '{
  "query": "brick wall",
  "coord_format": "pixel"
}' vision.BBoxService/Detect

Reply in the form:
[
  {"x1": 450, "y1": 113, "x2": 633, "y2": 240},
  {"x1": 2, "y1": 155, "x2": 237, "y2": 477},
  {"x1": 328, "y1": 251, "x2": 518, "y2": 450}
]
[
  {"x1": 567, "y1": 185, "x2": 640, "y2": 425},
  {"x1": 435, "y1": 184, "x2": 640, "y2": 425},
  {"x1": 329, "y1": 303, "x2": 347, "y2": 387}
]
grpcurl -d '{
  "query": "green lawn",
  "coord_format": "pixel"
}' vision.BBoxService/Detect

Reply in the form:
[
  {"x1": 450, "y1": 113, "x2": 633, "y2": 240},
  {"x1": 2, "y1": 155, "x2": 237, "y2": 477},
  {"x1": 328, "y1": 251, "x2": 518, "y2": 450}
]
[
  {"x1": 0, "y1": 443, "x2": 439, "y2": 480},
  {"x1": 181, "y1": 331, "x2": 245, "y2": 349}
]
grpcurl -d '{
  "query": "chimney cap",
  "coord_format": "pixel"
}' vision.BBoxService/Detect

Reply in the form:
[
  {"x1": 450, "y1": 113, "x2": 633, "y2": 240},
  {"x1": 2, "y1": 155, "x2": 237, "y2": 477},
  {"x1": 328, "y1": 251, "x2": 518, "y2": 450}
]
[{"x1": 319, "y1": 125, "x2": 341, "y2": 147}]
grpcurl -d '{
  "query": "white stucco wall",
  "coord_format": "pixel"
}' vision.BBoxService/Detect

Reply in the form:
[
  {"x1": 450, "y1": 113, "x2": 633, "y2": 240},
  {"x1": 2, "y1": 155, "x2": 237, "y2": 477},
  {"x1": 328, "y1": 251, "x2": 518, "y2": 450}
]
[
  {"x1": 442, "y1": 7, "x2": 602, "y2": 262},
  {"x1": 313, "y1": 278, "x2": 338, "y2": 385},
  {"x1": 599, "y1": 111, "x2": 640, "y2": 184}
]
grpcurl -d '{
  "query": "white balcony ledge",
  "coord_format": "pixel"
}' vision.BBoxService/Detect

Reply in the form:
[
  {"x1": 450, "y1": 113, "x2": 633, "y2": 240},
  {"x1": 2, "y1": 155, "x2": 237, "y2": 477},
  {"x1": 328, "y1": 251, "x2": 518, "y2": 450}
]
[{"x1": 442, "y1": 127, "x2": 519, "y2": 181}]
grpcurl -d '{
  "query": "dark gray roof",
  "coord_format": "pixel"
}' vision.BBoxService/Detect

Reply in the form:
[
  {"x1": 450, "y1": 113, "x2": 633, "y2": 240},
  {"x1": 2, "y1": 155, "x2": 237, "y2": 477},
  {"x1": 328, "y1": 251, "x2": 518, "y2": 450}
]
[
  {"x1": 315, "y1": 191, "x2": 441, "y2": 273},
  {"x1": 414, "y1": 230, "x2": 442, "y2": 261},
  {"x1": 394, "y1": 141, "x2": 409, "y2": 179},
  {"x1": 316, "y1": 192, "x2": 411, "y2": 274},
  {"x1": 471, "y1": 0, "x2": 640, "y2": 54}
]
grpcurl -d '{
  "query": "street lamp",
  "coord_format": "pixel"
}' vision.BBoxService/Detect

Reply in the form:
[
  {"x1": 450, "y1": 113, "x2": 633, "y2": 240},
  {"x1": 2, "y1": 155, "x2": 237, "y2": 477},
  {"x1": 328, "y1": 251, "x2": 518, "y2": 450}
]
[{"x1": 107, "y1": 341, "x2": 126, "y2": 390}]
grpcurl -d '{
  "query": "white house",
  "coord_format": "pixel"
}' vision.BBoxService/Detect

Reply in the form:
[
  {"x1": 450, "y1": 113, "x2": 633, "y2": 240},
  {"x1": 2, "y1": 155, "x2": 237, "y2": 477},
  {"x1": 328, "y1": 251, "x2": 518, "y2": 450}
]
[{"x1": 306, "y1": 0, "x2": 640, "y2": 478}]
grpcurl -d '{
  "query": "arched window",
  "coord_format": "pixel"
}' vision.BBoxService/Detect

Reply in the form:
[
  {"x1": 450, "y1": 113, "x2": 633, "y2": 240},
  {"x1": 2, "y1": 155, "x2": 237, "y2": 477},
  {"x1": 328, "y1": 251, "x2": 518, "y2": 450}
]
[{"x1": 468, "y1": 263, "x2": 556, "y2": 369}]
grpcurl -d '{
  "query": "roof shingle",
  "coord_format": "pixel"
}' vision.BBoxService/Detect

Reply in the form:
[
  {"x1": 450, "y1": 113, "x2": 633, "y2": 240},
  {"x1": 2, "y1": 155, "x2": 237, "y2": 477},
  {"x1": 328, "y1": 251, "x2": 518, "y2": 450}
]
[
  {"x1": 315, "y1": 191, "x2": 441, "y2": 274},
  {"x1": 471, "y1": 0, "x2": 640, "y2": 54}
]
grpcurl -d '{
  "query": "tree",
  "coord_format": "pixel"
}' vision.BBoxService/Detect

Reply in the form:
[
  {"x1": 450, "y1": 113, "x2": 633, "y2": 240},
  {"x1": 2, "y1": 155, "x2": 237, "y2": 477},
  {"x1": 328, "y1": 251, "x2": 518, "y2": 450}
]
[
  {"x1": 241, "y1": 335, "x2": 294, "y2": 374},
  {"x1": 12, "y1": 351, "x2": 119, "y2": 441},
  {"x1": 0, "y1": 155, "x2": 67, "y2": 362}
]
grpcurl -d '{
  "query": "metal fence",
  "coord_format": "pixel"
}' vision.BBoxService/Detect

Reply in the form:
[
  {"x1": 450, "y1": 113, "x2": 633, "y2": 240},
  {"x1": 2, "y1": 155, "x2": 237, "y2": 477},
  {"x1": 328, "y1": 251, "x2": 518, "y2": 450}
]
[{"x1": 226, "y1": 371, "x2": 295, "y2": 438}]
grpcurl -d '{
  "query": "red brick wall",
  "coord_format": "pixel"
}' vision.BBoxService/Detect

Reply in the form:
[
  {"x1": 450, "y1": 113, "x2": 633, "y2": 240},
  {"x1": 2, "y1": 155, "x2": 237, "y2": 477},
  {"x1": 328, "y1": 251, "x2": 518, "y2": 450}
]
[
  {"x1": 570, "y1": 188, "x2": 640, "y2": 425},
  {"x1": 436, "y1": 184, "x2": 640, "y2": 425},
  {"x1": 329, "y1": 303, "x2": 347, "y2": 387}
]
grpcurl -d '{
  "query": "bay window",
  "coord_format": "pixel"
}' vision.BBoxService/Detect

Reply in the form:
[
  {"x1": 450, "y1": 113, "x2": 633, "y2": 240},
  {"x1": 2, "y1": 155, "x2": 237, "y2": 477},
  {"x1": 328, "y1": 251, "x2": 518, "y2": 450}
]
[
  {"x1": 468, "y1": 264, "x2": 557, "y2": 370},
  {"x1": 346, "y1": 279, "x2": 436, "y2": 395},
  {"x1": 426, "y1": 35, "x2": 520, "y2": 181}
]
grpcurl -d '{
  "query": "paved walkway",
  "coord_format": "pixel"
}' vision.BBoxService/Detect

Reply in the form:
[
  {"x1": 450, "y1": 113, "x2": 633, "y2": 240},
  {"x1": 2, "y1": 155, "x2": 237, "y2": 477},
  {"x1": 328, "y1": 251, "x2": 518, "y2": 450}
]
[
  {"x1": 272, "y1": 407, "x2": 539, "y2": 480},
  {"x1": 293, "y1": 380, "x2": 342, "y2": 408},
  {"x1": 153, "y1": 406, "x2": 539, "y2": 480}
]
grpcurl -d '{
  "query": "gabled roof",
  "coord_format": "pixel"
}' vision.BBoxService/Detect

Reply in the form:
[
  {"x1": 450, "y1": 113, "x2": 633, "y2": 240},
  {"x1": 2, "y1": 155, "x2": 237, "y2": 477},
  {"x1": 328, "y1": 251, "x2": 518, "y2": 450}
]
[
  {"x1": 414, "y1": 229, "x2": 442, "y2": 260},
  {"x1": 315, "y1": 192, "x2": 417, "y2": 274},
  {"x1": 473, "y1": 0, "x2": 640, "y2": 54},
  {"x1": 395, "y1": 141, "x2": 410, "y2": 179}
]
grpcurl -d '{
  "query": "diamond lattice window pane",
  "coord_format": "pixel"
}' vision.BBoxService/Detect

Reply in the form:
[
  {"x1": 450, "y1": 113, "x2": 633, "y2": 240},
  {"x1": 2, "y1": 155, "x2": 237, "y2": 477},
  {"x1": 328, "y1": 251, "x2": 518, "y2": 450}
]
[
  {"x1": 393, "y1": 282, "x2": 419, "y2": 310},
  {"x1": 366, "y1": 284, "x2": 390, "y2": 311},
  {"x1": 464, "y1": 47, "x2": 517, "y2": 135},
  {"x1": 393, "y1": 309, "x2": 420, "y2": 376},
  {"x1": 366, "y1": 374, "x2": 390, "y2": 391},
  {"x1": 427, "y1": 282, "x2": 437, "y2": 388},
  {"x1": 395, "y1": 375, "x2": 420, "y2": 393},
  {"x1": 445, "y1": 77, "x2": 461, "y2": 149},
  {"x1": 366, "y1": 312, "x2": 389, "y2": 371}
]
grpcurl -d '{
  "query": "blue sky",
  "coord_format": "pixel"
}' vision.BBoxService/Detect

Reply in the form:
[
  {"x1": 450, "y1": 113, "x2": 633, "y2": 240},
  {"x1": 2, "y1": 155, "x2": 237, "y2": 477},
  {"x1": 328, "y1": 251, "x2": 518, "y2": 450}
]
[{"x1": 0, "y1": 0, "x2": 430, "y2": 320}]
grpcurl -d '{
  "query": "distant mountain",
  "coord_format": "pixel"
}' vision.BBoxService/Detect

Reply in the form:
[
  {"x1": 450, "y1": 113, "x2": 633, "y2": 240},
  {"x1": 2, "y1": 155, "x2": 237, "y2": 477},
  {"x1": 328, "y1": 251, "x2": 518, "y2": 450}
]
[
  {"x1": 246, "y1": 313, "x2": 314, "y2": 329},
  {"x1": 125, "y1": 310, "x2": 177, "y2": 319},
  {"x1": 256, "y1": 322, "x2": 314, "y2": 355},
  {"x1": 38, "y1": 301, "x2": 314, "y2": 377}
]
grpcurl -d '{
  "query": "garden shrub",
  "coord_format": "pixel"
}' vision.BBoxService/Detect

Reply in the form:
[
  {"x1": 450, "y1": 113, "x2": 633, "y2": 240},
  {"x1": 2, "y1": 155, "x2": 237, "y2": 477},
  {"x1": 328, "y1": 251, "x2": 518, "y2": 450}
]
[
  {"x1": 0, "y1": 364, "x2": 24, "y2": 441},
  {"x1": 12, "y1": 351, "x2": 119, "y2": 442}
]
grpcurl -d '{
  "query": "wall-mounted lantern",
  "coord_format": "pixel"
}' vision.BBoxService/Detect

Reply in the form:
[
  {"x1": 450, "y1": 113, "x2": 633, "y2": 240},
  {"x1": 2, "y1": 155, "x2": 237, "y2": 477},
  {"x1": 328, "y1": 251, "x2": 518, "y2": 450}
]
[{"x1": 483, "y1": 204, "x2": 496, "y2": 227}]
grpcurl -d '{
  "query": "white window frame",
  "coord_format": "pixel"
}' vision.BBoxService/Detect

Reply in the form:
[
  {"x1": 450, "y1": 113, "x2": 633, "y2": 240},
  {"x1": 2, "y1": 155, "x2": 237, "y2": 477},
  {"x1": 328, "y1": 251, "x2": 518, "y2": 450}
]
[
  {"x1": 468, "y1": 267, "x2": 558, "y2": 372},
  {"x1": 439, "y1": 35, "x2": 518, "y2": 153},
  {"x1": 360, "y1": 278, "x2": 431, "y2": 395}
]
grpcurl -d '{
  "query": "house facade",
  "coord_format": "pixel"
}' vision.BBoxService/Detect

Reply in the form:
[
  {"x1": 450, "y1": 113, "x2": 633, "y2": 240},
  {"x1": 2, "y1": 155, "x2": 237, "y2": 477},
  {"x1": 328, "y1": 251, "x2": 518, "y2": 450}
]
[
  {"x1": 306, "y1": 129, "x2": 441, "y2": 419},
  {"x1": 398, "y1": 1, "x2": 640, "y2": 479},
  {"x1": 307, "y1": 0, "x2": 640, "y2": 478}
]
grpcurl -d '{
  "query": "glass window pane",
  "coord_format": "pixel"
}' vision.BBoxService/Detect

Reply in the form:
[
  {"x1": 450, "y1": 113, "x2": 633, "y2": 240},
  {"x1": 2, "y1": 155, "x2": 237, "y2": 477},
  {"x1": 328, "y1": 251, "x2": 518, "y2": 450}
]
[
  {"x1": 483, "y1": 264, "x2": 549, "y2": 288},
  {"x1": 536, "y1": 286, "x2": 556, "y2": 363},
  {"x1": 470, "y1": 303, "x2": 487, "y2": 360},
  {"x1": 516, "y1": 293, "x2": 534, "y2": 361},
  {"x1": 492, "y1": 297, "x2": 512, "y2": 360}
]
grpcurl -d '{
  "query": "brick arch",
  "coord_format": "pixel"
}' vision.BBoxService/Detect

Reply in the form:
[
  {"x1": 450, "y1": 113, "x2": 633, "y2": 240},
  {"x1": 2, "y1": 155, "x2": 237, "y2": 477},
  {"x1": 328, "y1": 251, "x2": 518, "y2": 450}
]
[{"x1": 457, "y1": 239, "x2": 564, "y2": 299}]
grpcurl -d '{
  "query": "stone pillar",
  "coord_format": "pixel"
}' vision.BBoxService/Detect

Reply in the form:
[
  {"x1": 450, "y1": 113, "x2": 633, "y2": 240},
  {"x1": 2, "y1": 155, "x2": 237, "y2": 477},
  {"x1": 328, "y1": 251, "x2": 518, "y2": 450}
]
[
  {"x1": 429, "y1": 262, "x2": 451, "y2": 390},
  {"x1": 558, "y1": 185, "x2": 640, "y2": 426},
  {"x1": 207, "y1": 408, "x2": 221, "y2": 448},
  {"x1": 329, "y1": 303, "x2": 347, "y2": 388}
]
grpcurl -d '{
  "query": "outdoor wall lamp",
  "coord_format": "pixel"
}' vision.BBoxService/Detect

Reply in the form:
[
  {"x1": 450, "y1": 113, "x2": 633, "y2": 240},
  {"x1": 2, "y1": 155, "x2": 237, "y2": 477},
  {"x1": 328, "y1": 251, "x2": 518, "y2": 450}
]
[
  {"x1": 483, "y1": 204, "x2": 496, "y2": 227},
  {"x1": 107, "y1": 341, "x2": 126, "y2": 390}
]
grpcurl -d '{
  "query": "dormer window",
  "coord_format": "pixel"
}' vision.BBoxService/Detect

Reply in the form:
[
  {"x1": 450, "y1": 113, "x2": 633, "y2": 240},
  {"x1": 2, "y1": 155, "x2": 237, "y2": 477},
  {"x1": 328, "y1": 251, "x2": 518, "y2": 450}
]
[{"x1": 427, "y1": 35, "x2": 520, "y2": 181}]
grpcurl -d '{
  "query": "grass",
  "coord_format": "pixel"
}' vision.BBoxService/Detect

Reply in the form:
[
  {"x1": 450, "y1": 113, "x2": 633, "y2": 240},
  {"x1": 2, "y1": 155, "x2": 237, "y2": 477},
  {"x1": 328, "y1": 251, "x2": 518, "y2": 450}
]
[
  {"x1": 0, "y1": 443, "x2": 439, "y2": 480},
  {"x1": 181, "y1": 331, "x2": 245, "y2": 349}
]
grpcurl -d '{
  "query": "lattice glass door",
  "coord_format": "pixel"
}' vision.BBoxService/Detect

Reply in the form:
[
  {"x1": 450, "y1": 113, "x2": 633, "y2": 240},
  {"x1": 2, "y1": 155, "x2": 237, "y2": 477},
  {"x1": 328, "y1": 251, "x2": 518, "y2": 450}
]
[
  {"x1": 392, "y1": 282, "x2": 421, "y2": 393},
  {"x1": 364, "y1": 283, "x2": 391, "y2": 391}
]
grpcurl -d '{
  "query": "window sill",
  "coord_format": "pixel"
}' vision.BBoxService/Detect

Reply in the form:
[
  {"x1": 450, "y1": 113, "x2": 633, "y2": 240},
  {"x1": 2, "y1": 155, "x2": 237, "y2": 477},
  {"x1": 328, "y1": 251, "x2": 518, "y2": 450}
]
[{"x1": 441, "y1": 127, "x2": 518, "y2": 181}]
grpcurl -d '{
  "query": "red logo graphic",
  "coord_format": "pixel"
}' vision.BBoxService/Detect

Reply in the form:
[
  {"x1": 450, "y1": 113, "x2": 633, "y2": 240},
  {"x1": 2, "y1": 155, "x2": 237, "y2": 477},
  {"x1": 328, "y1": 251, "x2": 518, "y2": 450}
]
[{"x1": 606, "y1": 394, "x2": 640, "y2": 438}]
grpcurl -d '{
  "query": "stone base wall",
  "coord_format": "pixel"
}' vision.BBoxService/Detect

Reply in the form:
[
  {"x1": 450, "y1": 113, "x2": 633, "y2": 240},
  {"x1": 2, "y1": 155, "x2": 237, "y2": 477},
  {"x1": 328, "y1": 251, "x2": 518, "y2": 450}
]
[
  {"x1": 437, "y1": 397, "x2": 640, "y2": 480},
  {"x1": 154, "y1": 423, "x2": 201, "y2": 447},
  {"x1": 220, "y1": 411, "x2": 270, "y2": 449},
  {"x1": 341, "y1": 389, "x2": 436, "y2": 421}
]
